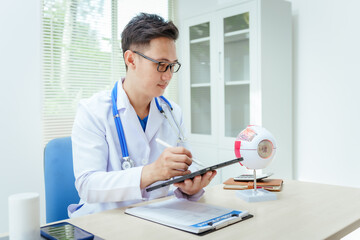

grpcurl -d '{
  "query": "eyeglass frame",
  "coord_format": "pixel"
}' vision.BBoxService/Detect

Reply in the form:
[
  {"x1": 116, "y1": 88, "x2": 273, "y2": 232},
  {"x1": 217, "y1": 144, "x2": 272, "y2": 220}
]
[{"x1": 132, "y1": 50, "x2": 181, "y2": 73}]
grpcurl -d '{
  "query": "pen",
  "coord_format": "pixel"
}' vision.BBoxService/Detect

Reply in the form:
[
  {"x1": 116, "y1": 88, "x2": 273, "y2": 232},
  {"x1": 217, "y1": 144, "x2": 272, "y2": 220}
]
[{"x1": 155, "y1": 138, "x2": 205, "y2": 167}]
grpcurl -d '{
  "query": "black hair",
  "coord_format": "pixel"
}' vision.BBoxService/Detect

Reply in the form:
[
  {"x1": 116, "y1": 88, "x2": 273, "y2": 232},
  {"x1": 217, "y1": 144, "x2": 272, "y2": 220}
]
[{"x1": 121, "y1": 13, "x2": 179, "y2": 69}]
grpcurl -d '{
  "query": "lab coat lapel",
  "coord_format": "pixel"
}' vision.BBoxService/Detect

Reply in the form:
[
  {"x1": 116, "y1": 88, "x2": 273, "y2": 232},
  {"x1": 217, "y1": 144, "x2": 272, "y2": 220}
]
[
  {"x1": 116, "y1": 80, "x2": 130, "y2": 110},
  {"x1": 116, "y1": 81, "x2": 148, "y2": 143},
  {"x1": 145, "y1": 98, "x2": 164, "y2": 142}
]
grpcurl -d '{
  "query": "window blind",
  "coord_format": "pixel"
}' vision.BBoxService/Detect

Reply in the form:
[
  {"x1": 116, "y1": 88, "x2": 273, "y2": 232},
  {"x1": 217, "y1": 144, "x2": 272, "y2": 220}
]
[{"x1": 42, "y1": 0, "x2": 175, "y2": 145}]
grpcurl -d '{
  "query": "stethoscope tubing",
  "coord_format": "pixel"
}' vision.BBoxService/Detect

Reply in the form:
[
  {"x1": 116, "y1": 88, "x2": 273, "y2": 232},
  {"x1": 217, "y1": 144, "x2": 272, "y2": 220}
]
[
  {"x1": 168, "y1": 107, "x2": 186, "y2": 141},
  {"x1": 112, "y1": 81, "x2": 129, "y2": 157}
]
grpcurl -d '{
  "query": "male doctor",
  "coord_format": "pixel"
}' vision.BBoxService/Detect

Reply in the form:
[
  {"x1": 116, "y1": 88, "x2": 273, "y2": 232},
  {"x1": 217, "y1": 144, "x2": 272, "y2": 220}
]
[{"x1": 68, "y1": 13, "x2": 217, "y2": 217}]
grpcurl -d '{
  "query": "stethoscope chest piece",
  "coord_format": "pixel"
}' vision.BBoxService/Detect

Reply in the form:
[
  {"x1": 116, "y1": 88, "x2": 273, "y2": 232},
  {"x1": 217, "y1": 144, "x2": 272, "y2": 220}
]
[{"x1": 122, "y1": 157, "x2": 135, "y2": 170}]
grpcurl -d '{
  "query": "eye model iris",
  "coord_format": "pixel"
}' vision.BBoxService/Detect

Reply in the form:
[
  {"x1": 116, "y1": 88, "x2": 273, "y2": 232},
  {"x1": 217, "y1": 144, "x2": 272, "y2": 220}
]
[{"x1": 257, "y1": 140, "x2": 273, "y2": 159}]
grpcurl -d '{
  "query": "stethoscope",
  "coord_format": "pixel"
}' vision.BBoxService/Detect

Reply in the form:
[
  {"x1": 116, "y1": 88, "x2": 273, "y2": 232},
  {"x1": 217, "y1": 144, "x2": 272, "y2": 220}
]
[{"x1": 111, "y1": 81, "x2": 186, "y2": 170}]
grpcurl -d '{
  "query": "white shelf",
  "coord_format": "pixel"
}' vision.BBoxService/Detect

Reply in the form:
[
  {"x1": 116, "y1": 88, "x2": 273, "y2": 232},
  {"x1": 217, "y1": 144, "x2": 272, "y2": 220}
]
[
  {"x1": 224, "y1": 80, "x2": 250, "y2": 86},
  {"x1": 190, "y1": 37, "x2": 210, "y2": 44},
  {"x1": 224, "y1": 29, "x2": 249, "y2": 38},
  {"x1": 191, "y1": 83, "x2": 211, "y2": 87}
]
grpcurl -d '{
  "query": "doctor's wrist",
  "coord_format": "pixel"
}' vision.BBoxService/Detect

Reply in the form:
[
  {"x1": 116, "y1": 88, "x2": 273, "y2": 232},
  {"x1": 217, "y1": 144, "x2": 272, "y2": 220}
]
[{"x1": 140, "y1": 164, "x2": 159, "y2": 189}]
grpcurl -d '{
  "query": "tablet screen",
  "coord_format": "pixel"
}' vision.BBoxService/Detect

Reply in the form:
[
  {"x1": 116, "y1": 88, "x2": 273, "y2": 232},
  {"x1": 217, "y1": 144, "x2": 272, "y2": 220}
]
[{"x1": 146, "y1": 158, "x2": 243, "y2": 192}]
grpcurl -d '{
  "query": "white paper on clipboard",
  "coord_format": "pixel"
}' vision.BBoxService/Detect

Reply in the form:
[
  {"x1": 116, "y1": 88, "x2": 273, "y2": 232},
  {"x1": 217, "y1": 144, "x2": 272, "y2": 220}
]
[{"x1": 125, "y1": 198, "x2": 251, "y2": 234}]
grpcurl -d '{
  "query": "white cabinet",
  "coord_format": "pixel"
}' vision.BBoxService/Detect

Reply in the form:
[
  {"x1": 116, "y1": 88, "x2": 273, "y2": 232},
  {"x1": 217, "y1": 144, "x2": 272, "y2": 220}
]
[{"x1": 178, "y1": 0, "x2": 292, "y2": 182}]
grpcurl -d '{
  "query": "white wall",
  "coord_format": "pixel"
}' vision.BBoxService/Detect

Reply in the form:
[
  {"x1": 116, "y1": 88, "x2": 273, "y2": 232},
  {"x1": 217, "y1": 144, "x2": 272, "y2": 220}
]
[
  {"x1": 290, "y1": 0, "x2": 360, "y2": 188},
  {"x1": 0, "y1": 0, "x2": 44, "y2": 233}
]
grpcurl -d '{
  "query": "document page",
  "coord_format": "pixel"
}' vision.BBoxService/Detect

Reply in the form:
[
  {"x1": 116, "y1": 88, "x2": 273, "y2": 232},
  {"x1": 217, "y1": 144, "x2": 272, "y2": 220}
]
[{"x1": 125, "y1": 198, "x2": 249, "y2": 234}]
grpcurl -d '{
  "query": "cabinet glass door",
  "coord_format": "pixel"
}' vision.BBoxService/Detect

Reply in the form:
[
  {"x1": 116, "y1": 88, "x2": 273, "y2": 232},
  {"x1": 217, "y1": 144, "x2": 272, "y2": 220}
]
[
  {"x1": 189, "y1": 22, "x2": 211, "y2": 135},
  {"x1": 223, "y1": 13, "x2": 250, "y2": 137}
]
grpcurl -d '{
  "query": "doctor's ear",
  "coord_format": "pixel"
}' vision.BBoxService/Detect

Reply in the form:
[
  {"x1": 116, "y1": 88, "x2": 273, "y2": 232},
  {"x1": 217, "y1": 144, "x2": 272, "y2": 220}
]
[{"x1": 124, "y1": 50, "x2": 136, "y2": 70}]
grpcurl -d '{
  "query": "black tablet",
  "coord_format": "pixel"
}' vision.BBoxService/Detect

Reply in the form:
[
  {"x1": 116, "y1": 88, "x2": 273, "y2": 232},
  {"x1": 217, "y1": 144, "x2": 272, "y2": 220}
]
[{"x1": 146, "y1": 157, "x2": 243, "y2": 192}]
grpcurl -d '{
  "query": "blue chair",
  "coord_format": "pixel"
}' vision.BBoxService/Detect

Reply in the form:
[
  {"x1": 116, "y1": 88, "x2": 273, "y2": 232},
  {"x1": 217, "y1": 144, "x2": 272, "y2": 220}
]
[{"x1": 44, "y1": 137, "x2": 80, "y2": 223}]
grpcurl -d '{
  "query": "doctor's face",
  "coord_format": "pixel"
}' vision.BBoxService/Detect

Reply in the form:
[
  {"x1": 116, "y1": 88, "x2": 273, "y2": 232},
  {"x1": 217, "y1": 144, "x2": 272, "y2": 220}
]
[{"x1": 133, "y1": 37, "x2": 177, "y2": 98}]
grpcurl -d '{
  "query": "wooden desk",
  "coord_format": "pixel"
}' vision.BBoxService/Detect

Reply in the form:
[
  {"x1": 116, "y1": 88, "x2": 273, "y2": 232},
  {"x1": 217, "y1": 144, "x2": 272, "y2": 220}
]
[
  {"x1": 60, "y1": 180, "x2": 360, "y2": 240},
  {"x1": 2, "y1": 181, "x2": 359, "y2": 239}
]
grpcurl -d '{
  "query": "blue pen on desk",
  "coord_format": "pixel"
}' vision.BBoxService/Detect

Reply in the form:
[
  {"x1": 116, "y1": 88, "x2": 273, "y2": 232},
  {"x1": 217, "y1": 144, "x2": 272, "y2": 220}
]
[{"x1": 155, "y1": 138, "x2": 205, "y2": 167}]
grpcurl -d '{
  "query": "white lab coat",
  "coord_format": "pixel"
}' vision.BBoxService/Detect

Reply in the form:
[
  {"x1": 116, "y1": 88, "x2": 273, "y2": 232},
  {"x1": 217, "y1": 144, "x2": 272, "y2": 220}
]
[{"x1": 68, "y1": 81, "x2": 201, "y2": 218}]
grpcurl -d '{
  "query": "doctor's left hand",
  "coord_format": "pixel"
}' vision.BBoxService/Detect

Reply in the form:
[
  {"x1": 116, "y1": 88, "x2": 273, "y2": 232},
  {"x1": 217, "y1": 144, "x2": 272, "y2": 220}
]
[{"x1": 173, "y1": 170, "x2": 217, "y2": 196}]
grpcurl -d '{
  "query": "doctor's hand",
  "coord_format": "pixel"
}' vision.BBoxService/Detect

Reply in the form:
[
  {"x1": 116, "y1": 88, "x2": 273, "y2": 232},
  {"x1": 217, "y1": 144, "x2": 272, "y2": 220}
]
[
  {"x1": 174, "y1": 170, "x2": 217, "y2": 196},
  {"x1": 140, "y1": 147, "x2": 193, "y2": 188}
]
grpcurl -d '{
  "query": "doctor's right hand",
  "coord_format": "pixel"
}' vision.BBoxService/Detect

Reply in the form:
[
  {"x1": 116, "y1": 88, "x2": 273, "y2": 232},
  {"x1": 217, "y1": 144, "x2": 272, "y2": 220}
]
[{"x1": 140, "y1": 147, "x2": 193, "y2": 188}]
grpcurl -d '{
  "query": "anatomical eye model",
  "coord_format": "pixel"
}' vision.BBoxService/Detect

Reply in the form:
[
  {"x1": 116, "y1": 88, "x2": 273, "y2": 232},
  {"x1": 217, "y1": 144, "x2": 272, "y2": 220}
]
[
  {"x1": 234, "y1": 125, "x2": 276, "y2": 170},
  {"x1": 234, "y1": 125, "x2": 278, "y2": 202}
]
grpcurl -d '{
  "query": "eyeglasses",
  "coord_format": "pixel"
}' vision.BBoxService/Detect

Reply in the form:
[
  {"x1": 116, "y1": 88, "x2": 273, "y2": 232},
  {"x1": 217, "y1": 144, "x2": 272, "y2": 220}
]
[{"x1": 133, "y1": 50, "x2": 181, "y2": 73}]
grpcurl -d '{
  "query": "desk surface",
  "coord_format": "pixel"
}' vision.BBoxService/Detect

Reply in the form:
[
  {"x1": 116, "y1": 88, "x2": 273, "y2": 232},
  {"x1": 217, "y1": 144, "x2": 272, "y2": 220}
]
[
  {"x1": 60, "y1": 180, "x2": 360, "y2": 240},
  {"x1": 3, "y1": 181, "x2": 358, "y2": 239}
]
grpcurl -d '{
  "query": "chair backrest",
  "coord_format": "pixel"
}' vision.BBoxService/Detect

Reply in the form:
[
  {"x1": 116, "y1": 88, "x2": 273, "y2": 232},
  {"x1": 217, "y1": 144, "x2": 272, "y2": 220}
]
[{"x1": 44, "y1": 137, "x2": 80, "y2": 223}]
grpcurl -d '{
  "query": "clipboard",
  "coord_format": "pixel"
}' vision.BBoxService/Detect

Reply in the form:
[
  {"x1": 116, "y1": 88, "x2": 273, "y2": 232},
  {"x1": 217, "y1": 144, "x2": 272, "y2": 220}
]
[
  {"x1": 125, "y1": 198, "x2": 252, "y2": 235},
  {"x1": 146, "y1": 158, "x2": 243, "y2": 192}
]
